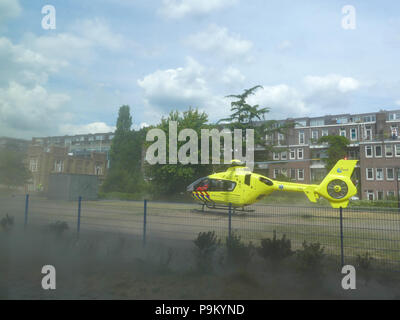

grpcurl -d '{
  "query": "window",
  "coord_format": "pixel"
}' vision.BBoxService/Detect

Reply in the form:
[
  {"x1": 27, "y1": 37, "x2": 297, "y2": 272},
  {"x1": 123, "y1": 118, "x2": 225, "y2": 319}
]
[
  {"x1": 310, "y1": 119, "x2": 324, "y2": 126},
  {"x1": 54, "y1": 160, "x2": 64, "y2": 173},
  {"x1": 281, "y1": 151, "x2": 287, "y2": 160},
  {"x1": 281, "y1": 168, "x2": 287, "y2": 177},
  {"x1": 366, "y1": 168, "x2": 374, "y2": 180},
  {"x1": 297, "y1": 148, "x2": 304, "y2": 159},
  {"x1": 366, "y1": 190, "x2": 374, "y2": 201},
  {"x1": 376, "y1": 168, "x2": 384, "y2": 180},
  {"x1": 387, "y1": 168, "x2": 394, "y2": 180},
  {"x1": 88, "y1": 136, "x2": 94, "y2": 141},
  {"x1": 365, "y1": 127, "x2": 372, "y2": 140},
  {"x1": 95, "y1": 164, "x2": 103, "y2": 175},
  {"x1": 273, "y1": 152, "x2": 279, "y2": 160},
  {"x1": 295, "y1": 120, "x2": 307, "y2": 128},
  {"x1": 340, "y1": 129, "x2": 346, "y2": 137},
  {"x1": 299, "y1": 131, "x2": 305, "y2": 144},
  {"x1": 375, "y1": 145, "x2": 382, "y2": 157},
  {"x1": 273, "y1": 169, "x2": 280, "y2": 179},
  {"x1": 365, "y1": 146, "x2": 372, "y2": 158},
  {"x1": 297, "y1": 169, "x2": 304, "y2": 180},
  {"x1": 377, "y1": 191, "x2": 384, "y2": 201},
  {"x1": 350, "y1": 128, "x2": 357, "y2": 141},
  {"x1": 311, "y1": 130, "x2": 318, "y2": 141},
  {"x1": 395, "y1": 144, "x2": 400, "y2": 157},
  {"x1": 290, "y1": 168, "x2": 296, "y2": 180},
  {"x1": 337, "y1": 117, "x2": 348, "y2": 124},
  {"x1": 391, "y1": 126, "x2": 398, "y2": 139},
  {"x1": 244, "y1": 174, "x2": 251, "y2": 186},
  {"x1": 364, "y1": 115, "x2": 376, "y2": 122},
  {"x1": 290, "y1": 148, "x2": 295, "y2": 160},
  {"x1": 109, "y1": 135, "x2": 114, "y2": 140},
  {"x1": 277, "y1": 133, "x2": 284, "y2": 145},
  {"x1": 388, "y1": 113, "x2": 396, "y2": 121},
  {"x1": 95, "y1": 135, "x2": 104, "y2": 141},
  {"x1": 322, "y1": 129, "x2": 329, "y2": 137},
  {"x1": 29, "y1": 159, "x2": 38, "y2": 172},
  {"x1": 387, "y1": 191, "x2": 395, "y2": 199},
  {"x1": 385, "y1": 144, "x2": 393, "y2": 157},
  {"x1": 201, "y1": 179, "x2": 236, "y2": 192}
]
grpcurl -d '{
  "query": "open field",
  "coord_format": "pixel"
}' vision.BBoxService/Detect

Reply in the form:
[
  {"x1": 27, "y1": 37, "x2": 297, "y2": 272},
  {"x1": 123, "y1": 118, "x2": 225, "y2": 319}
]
[{"x1": 1, "y1": 194, "x2": 400, "y2": 270}]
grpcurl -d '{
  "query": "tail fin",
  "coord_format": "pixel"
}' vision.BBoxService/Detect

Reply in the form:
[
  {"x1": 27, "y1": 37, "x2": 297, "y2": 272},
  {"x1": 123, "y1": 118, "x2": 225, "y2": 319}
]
[{"x1": 315, "y1": 160, "x2": 358, "y2": 208}]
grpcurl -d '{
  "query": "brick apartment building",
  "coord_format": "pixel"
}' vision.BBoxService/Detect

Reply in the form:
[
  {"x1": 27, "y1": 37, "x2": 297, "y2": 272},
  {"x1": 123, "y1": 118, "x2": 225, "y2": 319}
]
[
  {"x1": 26, "y1": 133, "x2": 113, "y2": 192},
  {"x1": 255, "y1": 109, "x2": 400, "y2": 200}
]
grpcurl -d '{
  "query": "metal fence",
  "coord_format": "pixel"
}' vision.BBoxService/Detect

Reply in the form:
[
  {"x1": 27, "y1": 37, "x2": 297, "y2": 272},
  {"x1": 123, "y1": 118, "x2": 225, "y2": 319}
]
[{"x1": 1, "y1": 194, "x2": 400, "y2": 271}]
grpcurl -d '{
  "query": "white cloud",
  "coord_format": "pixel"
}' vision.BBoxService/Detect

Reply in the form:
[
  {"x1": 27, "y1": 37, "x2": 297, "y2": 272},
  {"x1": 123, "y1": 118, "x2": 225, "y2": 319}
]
[
  {"x1": 137, "y1": 57, "x2": 231, "y2": 121},
  {"x1": 0, "y1": 82, "x2": 70, "y2": 135},
  {"x1": 186, "y1": 24, "x2": 252, "y2": 60},
  {"x1": 277, "y1": 40, "x2": 292, "y2": 51},
  {"x1": 304, "y1": 74, "x2": 360, "y2": 93},
  {"x1": 59, "y1": 122, "x2": 116, "y2": 135},
  {"x1": 247, "y1": 85, "x2": 310, "y2": 119},
  {"x1": 160, "y1": 0, "x2": 237, "y2": 19},
  {"x1": 221, "y1": 66, "x2": 245, "y2": 85},
  {"x1": 0, "y1": 0, "x2": 21, "y2": 25},
  {"x1": 137, "y1": 57, "x2": 210, "y2": 109}
]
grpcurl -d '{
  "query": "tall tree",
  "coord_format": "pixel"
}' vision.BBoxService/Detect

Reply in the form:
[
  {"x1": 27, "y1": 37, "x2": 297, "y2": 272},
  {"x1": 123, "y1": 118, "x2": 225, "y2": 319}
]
[
  {"x1": 219, "y1": 86, "x2": 294, "y2": 163},
  {"x1": 102, "y1": 105, "x2": 145, "y2": 193},
  {"x1": 317, "y1": 135, "x2": 350, "y2": 171},
  {"x1": 0, "y1": 150, "x2": 31, "y2": 188}
]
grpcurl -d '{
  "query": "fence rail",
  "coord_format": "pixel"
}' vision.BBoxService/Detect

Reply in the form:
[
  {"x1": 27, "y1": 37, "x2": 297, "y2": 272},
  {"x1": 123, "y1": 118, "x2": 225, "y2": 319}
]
[{"x1": 1, "y1": 194, "x2": 400, "y2": 271}]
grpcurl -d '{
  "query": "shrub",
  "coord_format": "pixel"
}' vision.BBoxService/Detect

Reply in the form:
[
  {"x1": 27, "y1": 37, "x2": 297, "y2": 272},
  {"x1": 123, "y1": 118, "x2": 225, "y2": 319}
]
[
  {"x1": 45, "y1": 221, "x2": 69, "y2": 236},
  {"x1": 0, "y1": 214, "x2": 14, "y2": 232},
  {"x1": 225, "y1": 232, "x2": 254, "y2": 269},
  {"x1": 193, "y1": 231, "x2": 220, "y2": 272},
  {"x1": 296, "y1": 241, "x2": 325, "y2": 275},
  {"x1": 356, "y1": 252, "x2": 374, "y2": 284},
  {"x1": 258, "y1": 230, "x2": 293, "y2": 265}
]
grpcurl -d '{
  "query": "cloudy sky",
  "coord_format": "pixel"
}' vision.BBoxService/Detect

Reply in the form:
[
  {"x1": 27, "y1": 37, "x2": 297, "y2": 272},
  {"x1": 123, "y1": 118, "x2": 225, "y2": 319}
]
[{"x1": 1, "y1": 0, "x2": 400, "y2": 139}]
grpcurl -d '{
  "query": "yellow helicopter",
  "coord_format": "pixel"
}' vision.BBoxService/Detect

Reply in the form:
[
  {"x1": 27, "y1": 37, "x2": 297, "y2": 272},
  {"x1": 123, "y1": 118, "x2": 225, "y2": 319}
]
[{"x1": 187, "y1": 159, "x2": 358, "y2": 210}]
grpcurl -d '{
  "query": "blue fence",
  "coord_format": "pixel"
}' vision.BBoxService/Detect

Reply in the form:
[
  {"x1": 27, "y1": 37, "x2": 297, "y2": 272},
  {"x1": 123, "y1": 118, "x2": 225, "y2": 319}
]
[{"x1": 1, "y1": 194, "x2": 400, "y2": 271}]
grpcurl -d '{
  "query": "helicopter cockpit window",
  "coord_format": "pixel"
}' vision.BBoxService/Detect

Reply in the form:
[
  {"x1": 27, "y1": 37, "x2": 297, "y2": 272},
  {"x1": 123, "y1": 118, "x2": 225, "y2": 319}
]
[
  {"x1": 208, "y1": 179, "x2": 236, "y2": 192},
  {"x1": 186, "y1": 177, "x2": 208, "y2": 192}
]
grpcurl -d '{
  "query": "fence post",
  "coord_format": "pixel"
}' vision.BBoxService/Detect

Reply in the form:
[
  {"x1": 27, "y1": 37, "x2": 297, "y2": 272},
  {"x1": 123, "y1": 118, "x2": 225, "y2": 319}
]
[
  {"x1": 339, "y1": 206, "x2": 344, "y2": 268},
  {"x1": 77, "y1": 196, "x2": 82, "y2": 237},
  {"x1": 228, "y1": 203, "x2": 232, "y2": 241},
  {"x1": 143, "y1": 199, "x2": 147, "y2": 247},
  {"x1": 24, "y1": 194, "x2": 29, "y2": 227}
]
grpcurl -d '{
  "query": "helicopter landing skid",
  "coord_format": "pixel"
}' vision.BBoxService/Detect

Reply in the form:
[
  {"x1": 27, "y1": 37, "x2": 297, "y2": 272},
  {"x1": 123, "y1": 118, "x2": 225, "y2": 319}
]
[{"x1": 191, "y1": 203, "x2": 254, "y2": 215}]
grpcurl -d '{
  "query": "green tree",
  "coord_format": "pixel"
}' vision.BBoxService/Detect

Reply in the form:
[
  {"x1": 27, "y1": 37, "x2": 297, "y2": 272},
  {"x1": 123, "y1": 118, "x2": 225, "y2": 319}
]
[
  {"x1": 102, "y1": 105, "x2": 145, "y2": 193},
  {"x1": 0, "y1": 150, "x2": 31, "y2": 188},
  {"x1": 145, "y1": 108, "x2": 214, "y2": 197},
  {"x1": 317, "y1": 135, "x2": 350, "y2": 171},
  {"x1": 219, "y1": 86, "x2": 294, "y2": 163}
]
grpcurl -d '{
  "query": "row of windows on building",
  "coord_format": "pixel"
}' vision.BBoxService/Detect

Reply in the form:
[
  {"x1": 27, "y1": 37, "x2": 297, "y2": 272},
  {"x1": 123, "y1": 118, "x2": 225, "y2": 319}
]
[
  {"x1": 272, "y1": 168, "x2": 305, "y2": 181},
  {"x1": 270, "y1": 125, "x2": 398, "y2": 146},
  {"x1": 365, "y1": 144, "x2": 400, "y2": 158},
  {"x1": 273, "y1": 148, "x2": 304, "y2": 161},
  {"x1": 365, "y1": 168, "x2": 400, "y2": 181},
  {"x1": 365, "y1": 190, "x2": 400, "y2": 201},
  {"x1": 29, "y1": 159, "x2": 103, "y2": 175}
]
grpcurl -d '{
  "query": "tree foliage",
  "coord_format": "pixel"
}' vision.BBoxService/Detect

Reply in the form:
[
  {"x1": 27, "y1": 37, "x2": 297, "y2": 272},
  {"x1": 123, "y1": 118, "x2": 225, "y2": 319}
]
[
  {"x1": 144, "y1": 108, "x2": 214, "y2": 196},
  {"x1": 102, "y1": 105, "x2": 146, "y2": 193},
  {"x1": 0, "y1": 149, "x2": 31, "y2": 188},
  {"x1": 317, "y1": 135, "x2": 350, "y2": 172}
]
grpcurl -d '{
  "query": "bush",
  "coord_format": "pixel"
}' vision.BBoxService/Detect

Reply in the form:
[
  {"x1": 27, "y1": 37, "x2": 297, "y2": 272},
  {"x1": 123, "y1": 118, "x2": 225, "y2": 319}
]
[
  {"x1": 296, "y1": 241, "x2": 325, "y2": 275},
  {"x1": 0, "y1": 214, "x2": 14, "y2": 232},
  {"x1": 193, "y1": 231, "x2": 220, "y2": 272},
  {"x1": 225, "y1": 232, "x2": 254, "y2": 269},
  {"x1": 258, "y1": 230, "x2": 293, "y2": 265},
  {"x1": 45, "y1": 221, "x2": 69, "y2": 236},
  {"x1": 356, "y1": 252, "x2": 374, "y2": 284}
]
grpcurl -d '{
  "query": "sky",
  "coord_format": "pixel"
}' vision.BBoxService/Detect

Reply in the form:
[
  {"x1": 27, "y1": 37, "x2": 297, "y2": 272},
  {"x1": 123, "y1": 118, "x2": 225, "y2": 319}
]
[{"x1": 0, "y1": 0, "x2": 400, "y2": 139}]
